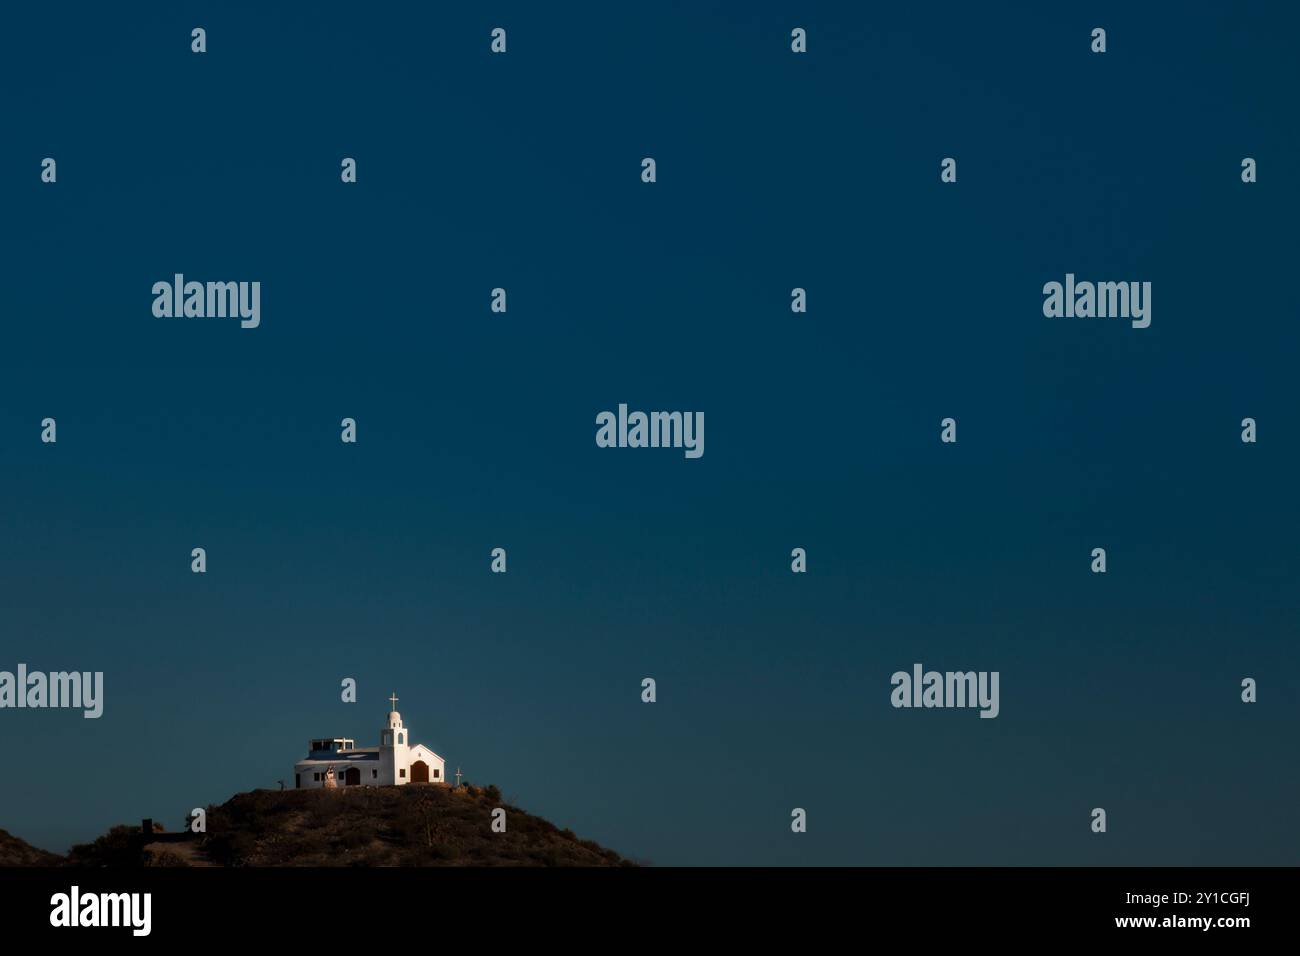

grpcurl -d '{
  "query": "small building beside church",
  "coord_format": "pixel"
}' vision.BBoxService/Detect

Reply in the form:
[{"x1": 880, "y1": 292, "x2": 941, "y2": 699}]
[{"x1": 294, "y1": 696, "x2": 446, "y2": 789}]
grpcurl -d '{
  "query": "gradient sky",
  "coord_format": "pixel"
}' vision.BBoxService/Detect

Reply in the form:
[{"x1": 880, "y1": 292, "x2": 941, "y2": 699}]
[{"x1": 1, "y1": 1, "x2": 1297, "y2": 865}]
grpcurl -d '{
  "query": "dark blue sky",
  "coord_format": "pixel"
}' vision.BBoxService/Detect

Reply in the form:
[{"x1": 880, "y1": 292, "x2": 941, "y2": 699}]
[{"x1": 1, "y1": 2, "x2": 1296, "y2": 864}]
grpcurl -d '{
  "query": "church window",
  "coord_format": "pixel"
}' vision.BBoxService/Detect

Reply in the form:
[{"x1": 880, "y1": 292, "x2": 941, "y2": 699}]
[
  {"x1": 372, "y1": 770, "x2": 378, "y2": 778},
  {"x1": 400, "y1": 769, "x2": 406, "y2": 779},
  {"x1": 433, "y1": 769, "x2": 440, "y2": 779}
]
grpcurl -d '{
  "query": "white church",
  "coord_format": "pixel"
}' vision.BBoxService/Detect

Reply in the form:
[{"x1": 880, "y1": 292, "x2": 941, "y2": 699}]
[{"x1": 293, "y1": 694, "x2": 447, "y2": 789}]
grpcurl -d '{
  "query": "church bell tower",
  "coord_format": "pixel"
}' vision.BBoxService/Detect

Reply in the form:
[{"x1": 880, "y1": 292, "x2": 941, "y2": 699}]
[{"x1": 379, "y1": 692, "x2": 410, "y2": 785}]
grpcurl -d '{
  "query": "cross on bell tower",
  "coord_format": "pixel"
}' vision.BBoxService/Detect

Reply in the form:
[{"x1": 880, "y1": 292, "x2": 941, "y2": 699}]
[{"x1": 388, "y1": 692, "x2": 399, "y2": 711}]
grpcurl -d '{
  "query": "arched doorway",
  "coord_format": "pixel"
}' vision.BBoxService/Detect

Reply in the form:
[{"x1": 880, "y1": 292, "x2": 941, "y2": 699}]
[
  {"x1": 410, "y1": 760, "x2": 429, "y2": 783},
  {"x1": 344, "y1": 767, "x2": 361, "y2": 786}
]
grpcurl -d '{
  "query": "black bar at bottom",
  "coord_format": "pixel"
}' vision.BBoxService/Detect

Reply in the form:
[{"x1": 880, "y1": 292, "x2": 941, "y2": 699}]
[{"x1": 0, "y1": 866, "x2": 1283, "y2": 942}]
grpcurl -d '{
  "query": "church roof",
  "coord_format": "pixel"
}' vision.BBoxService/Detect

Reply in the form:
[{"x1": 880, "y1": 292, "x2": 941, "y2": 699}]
[{"x1": 297, "y1": 751, "x2": 379, "y2": 765}]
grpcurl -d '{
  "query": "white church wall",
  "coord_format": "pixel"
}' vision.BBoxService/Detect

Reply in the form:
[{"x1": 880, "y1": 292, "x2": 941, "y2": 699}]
[
  {"x1": 407, "y1": 745, "x2": 446, "y2": 783},
  {"x1": 294, "y1": 767, "x2": 328, "y2": 790}
]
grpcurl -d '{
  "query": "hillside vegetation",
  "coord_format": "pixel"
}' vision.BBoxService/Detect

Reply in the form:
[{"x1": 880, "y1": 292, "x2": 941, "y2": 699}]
[
  {"x1": 0, "y1": 828, "x2": 61, "y2": 866},
  {"x1": 60, "y1": 784, "x2": 631, "y2": 867}
]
